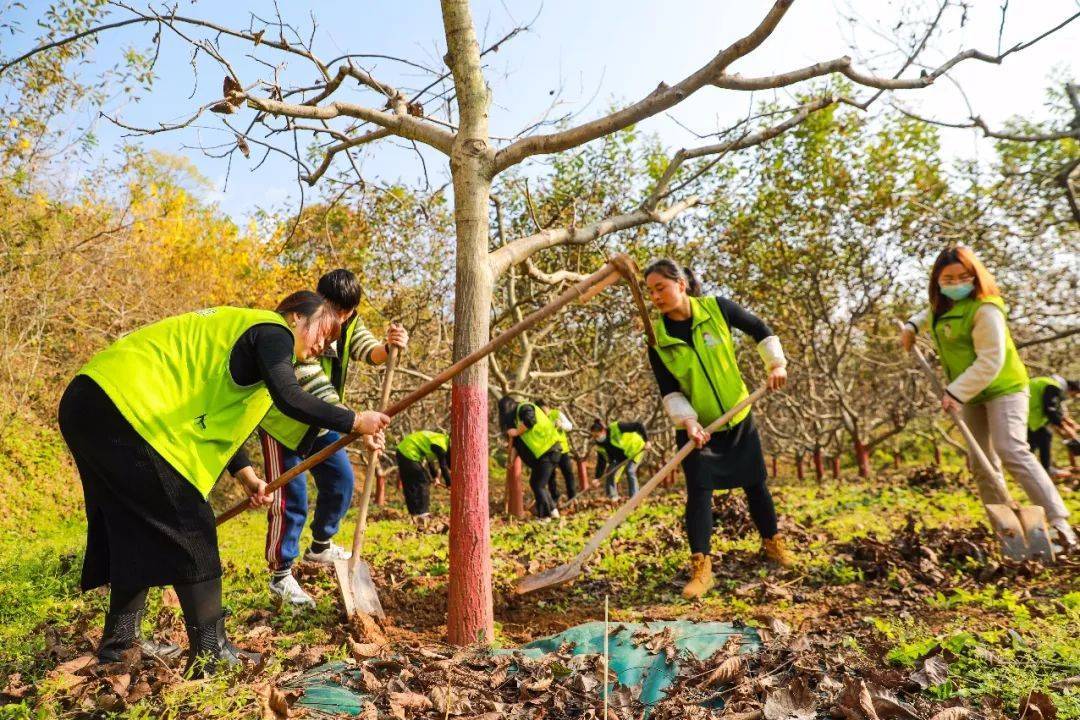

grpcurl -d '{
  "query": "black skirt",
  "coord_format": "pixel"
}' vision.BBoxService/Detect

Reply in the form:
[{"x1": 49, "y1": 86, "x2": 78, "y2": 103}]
[
  {"x1": 57, "y1": 376, "x2": 222, "y2": 591},
  {"x1": 677, "y1": 413, "x2": 767, "y2": 491}
]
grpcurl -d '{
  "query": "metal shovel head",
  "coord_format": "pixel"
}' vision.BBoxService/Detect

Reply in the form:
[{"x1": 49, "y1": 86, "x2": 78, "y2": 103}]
[
  {"x1": 514, "y1": 560, "x2": 582, "y2": 595},
  {"x1": 984, "y1": 504, "x2": 1029, "y2": 562},
  {"x1": 1017, "y1": 505, "x2": 1055, "y2": 564},
  {"x1": 334, "y1": 557, "x2": 385, "y2": 618}
]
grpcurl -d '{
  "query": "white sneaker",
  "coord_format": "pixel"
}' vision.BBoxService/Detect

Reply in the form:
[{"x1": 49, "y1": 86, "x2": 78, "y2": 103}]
[
  {"x1": 1050, "y1": 518, "x2": 1078, "y2": 551},
  {"x1": 550, "y1": 508, "x2": 560, "y2": 519},
  {"x1": 303, "y1": 542, "x2": 351, "y2": 565},
  {"x1": 269, "y1": 574, "x2": 315, "y2": 609}
]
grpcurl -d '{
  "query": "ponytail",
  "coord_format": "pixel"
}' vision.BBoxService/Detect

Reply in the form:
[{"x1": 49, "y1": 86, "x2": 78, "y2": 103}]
[{"x1": 643, "y1": 258, "x2": 701, "y2": 296}]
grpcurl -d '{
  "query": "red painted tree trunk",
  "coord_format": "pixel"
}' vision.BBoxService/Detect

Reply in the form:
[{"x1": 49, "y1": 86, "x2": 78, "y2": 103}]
[
  {"x1": 505, "y1": 440, "x2": 524, "y2": 518},
  {"x1": 853, "y1": 438, "x2": 870, "y2": 478},
  {"x1": 812, "y1": 447, "x2": 824, "y2": 480},
  {"x1": 795, "y1": 453, "x2": 804, "y2": 481},
  {"x1": 893, "y1": 452, "x2": 902, "y2": 469},
  {"x1": 374, "y1": 468, "x2": 386, "y2": 506},
  {"x1": 831, "y1": 455, "x2": 840, "y2": 479},
  {"x1": 934, "y1": 445, "x2": 942, "y2": 467},
  {"x1": 771, "y1": 454, "x2": 778, "y2": 479},
  {"x1": 576, "y1": 456, "x2": 589, "y2": 492}
]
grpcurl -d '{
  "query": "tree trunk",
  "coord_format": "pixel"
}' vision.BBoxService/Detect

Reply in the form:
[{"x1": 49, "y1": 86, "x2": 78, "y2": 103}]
[
  {"x1": 374, "y1": 468, "x2": 386, "y2": 506},
  {"x1": 771, "y1": 454, "x2": 778, "y2": 478},
  {"x1": 893, "y1": 452, "x2": 902, "y2": 469},
  {"x1": 576, "y1": 456, "x2": 590, "y2": 492},
  {"x1": 441, "y1": 0, "x2": 496, "y2": 647},
  {"x1": 853, "y1": 438, "x2": 870, "y2": 478},
  {"x1": 934, "y1": 444, "x2": 942, "y2": 467},
  {"x1": 505, "y1": 441, "x2": 524, "y2": 518},
  {"x1": 795, "y1": 453, "x2": 804, "y2": 481},
  {"x1": 831, "y1": 455, "x2": 840, "y2": 479},
  {"x1": 812, "y1": 447, "x2": 824, "y2": 480}
]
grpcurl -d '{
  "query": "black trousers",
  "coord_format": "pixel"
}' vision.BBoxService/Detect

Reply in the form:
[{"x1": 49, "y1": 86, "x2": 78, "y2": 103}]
[
  {"x1": 396, "y1": 451, "x2": 431, "y2": 515},
  {"x1": 1028, "y1": 426, "x2": 1053, "y2": 471},
  {"x1": 514, "y1": 438, "x2": 559, "y2": 518},
  {"x1": 679, "y1": 415, "x2": 777, "y2": 554},
  {"x1": 548, "y1": 452, "x2": 577, "y2": 502}
]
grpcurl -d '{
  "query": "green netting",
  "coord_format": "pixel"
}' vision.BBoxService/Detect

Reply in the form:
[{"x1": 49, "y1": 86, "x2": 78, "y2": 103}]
[{"x1": 290, "y1": 620, "x2": 760, "y2": 716}]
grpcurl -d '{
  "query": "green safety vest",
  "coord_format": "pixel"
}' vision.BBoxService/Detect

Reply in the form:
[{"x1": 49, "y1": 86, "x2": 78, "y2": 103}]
[
  {"x1": 78, "y1": 307, "x2": 290, "y2": 498},
  {"x1": 548, "y1": 408, "x2": 570, "y2": 453},
  {"x1": 1028, "y1": 376, "x2": 1064, "y2": 431},
  {"x1": 260, "y1": 313, "x2": 363, "y2": 450},
  {"x1": 517, "y1": 402, "x2": 560, "y2": 458},
  {"x1": 396, "y1": 430, "x2": 449, "y2": 463},
  {"x1": 651, "y1": 296, "x2": 751, "y2": 429},
  {"x1": 930, "y1": 296, "x2": 1028, "y2": 405},
  {"x1": 609, "y1": 422, "x2": 646, "y2": 461}
]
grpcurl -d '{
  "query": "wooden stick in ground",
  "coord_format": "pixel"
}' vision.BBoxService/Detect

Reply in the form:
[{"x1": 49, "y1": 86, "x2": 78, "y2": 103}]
[
  {"x1": 515, "y1": 385, "x2": 768, "y2": 595},
  {"x1": 349, "y1": 346, "x2": 398, "y2": 568},
  {"x1": 217, "y1": 258, "x2": 625, "y2": 525}
]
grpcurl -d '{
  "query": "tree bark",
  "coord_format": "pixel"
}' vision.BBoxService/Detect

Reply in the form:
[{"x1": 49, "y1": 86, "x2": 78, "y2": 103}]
[
  {"x1": 795, "y1": 453, "x2": 804, "y2": 481},
  {"x1": 442, "y1": 0, "x2": 495, "y2": 646},
  {"x1": 934, "y1": 444, "x2": 942, "y2": 467},
  {"x1": 812, "y1": 446, "x2": 824, "y2": 480},
  {"x1": 374, "y1": 468, "x2": 386, "y2": 506},
  {"x1": 771, "y1": 454, "x2": 778, "y2": 479},
  {"x1": 577, "y1": 456, "x2": 590, "y2": 492},
  {"x1": 505, "y1": 441, "x2": 524, "y2": 518},
  {"x1": 831, "y1": 455, "x2": 840, "y2": 479},
  {"x1": 853, "y1": 438, "x2": 871, "y2": 478}
]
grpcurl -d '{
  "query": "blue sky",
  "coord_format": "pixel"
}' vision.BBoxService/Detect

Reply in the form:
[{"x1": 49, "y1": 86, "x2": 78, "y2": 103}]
[{"x1": 6, "y1": 1, "x2": 1079, "y2": 220}]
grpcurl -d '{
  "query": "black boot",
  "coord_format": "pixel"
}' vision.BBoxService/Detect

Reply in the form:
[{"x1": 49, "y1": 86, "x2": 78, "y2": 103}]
[
  {"x1": 184, "y1": 610, "x2": 261, "y2": 678},
  {"x1": 99, "y1": 607, "x2": 183, "y2": 663}
]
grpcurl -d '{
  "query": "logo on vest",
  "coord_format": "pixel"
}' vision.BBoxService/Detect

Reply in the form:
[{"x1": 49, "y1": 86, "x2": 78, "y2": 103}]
[
  {"x1": 194, "y1": 414, "x2": 207, "y2": 430},
  {"x1": 702, "y1": 331, "x2": 720, "y2": 348},
  {"x1": 942, "y1": 323, "x2": 954, "y2": 339}
]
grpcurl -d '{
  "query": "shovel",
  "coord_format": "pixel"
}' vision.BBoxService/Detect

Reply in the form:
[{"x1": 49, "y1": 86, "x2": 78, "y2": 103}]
[
  {"x1": 904, "y1": 332, "x2": 1053, "y2": 563},
  {"x1": 217, "y1": 254, "x2": 655, "y2": 525},
  {"x1": 515, "y1": 385, "x2": 768, "y2": 595},
  {"x1": 334, "y1": 347, "x2": 398, "y2": 618}
]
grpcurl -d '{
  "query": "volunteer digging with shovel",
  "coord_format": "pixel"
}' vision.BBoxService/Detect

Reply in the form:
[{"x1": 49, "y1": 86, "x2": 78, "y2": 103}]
[
  {"x1": 643, "y1": 259, "x2": 793, "y2": 600},
  {"x1": 57, "y1": 292, "x2": 390, "y2": 676},
  {"x1": 900, "y1": 246, "x2": 1077, "y2": 552}
]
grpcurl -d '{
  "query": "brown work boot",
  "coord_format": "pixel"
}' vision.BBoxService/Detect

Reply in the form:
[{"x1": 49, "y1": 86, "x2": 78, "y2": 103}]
[
  {"x1": 681, "y1": 553, "x2": 715, "y2": 600},
  {"x1": 762, "y1": 535, "x2": 795, "y2": 567}
]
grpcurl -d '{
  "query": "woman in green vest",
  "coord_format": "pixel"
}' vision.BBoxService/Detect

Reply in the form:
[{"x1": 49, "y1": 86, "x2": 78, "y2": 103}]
[
  {"x1": 57, "y1": 291, "x2": 390, "y2": 675},
  {"x1": 589, "y1": 418, "x2": 649, "y2": 499},
  {"x1": 901, "y1": 246, "x2": 1075, "y2": 551},
  {"x1": 497, "y1": 396, "x2": 561, "y2": 520},
  {"x1": 395, "y1": 430, "x2": 452, "y2": 517},
  {"x1": 1026, "y1": 375, "x2": 1080, "y2": 472},
  {"x1": 643, "y1": 259, "x2": 793, "y2": 601}
]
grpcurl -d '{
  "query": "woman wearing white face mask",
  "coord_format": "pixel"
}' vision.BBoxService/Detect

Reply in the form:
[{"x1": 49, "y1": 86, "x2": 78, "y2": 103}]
[{"x1": 900, "y1": 246, "x2": 1076, "y2": 551}]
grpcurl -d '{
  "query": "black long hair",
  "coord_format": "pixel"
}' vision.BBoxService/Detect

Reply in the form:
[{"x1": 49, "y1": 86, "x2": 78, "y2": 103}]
[
  {"x1": 276, "y1": 290, "x2": 326, "y2": 318},
  {"x1": 642, "y1": 258, "x2": 702, "y2": 296}
]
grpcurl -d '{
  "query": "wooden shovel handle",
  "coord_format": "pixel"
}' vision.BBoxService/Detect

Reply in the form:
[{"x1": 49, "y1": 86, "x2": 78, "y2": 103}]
[
  {"x1": 348, "y1": 346, "x2": 398, "y2": 570},
  {"x1": 217, "y1": 257, "x2": 628, "y2": 525}
]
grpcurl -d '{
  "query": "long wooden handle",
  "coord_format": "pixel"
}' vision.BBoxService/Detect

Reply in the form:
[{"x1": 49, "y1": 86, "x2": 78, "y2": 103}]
[
  {"x1": 217, "y1": 258, "x2": 626, "y2": 525},
  {"x1": 348, "y1": 347, "x2": 398, "y2": 570},
  {"x1": 901, "y1": 324, "x2": 1011, "y2": 505},
  {"x1": 566, "y1": 386, "x2": 767, "y2": 569}
]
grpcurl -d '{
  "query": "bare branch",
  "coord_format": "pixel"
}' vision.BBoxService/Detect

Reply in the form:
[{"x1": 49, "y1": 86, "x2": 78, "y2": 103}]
[
  {"x1": 522, "y1": 257, "x2": 589, "y2": 285},
  {"x1": 492, "y1": 0, "x2": 796, "y2": 173},
  {"x1": 1016, "y1": 326, "x2": 1080, "y2": 349}
]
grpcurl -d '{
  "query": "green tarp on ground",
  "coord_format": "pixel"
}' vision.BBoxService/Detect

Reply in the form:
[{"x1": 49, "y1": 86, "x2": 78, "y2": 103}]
[{"x1": 289, "y1": 620, "x2": 761, "y2": 716}]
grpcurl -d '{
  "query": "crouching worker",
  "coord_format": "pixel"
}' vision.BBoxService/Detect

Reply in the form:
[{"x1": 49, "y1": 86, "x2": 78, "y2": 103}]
[
  {"x1": 545, "y1": 402, "x2": 577, "y2": 503},
  {"x1": 498, "y1": 397, "x2": 561, "y2": 520},
  {"x1": 395, "y1": 430, "x2": 452, "y2": 517},
  {"x1": 259, "y1": 270, "x2": 408, "y2": 610},
  {"x1": 590, "y1": 418, "x2": 649, "y2": 500},
  {"x1": 57, "y1": 292, "x2": 390, "y2": 676},
  {"x1": 643, "y1": 258, "x2": 793, "y2": 601},
  {"x1": 1027, "y1": 375, "x2": 1080, "y2": 474}
]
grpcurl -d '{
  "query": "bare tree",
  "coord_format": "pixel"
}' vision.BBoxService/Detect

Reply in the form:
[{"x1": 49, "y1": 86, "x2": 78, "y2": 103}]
[{"x1": 6, "y1": 0, "x2": 1076, "y2": 644}]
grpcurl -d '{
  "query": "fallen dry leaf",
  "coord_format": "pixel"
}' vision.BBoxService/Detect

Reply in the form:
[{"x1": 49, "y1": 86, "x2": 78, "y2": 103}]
[
  {"x1": 1019, "y1": 690, "x2": 1056, "y2": 720},
  {"x1": 910, "y1": 655, "x2": 950, "y2": 690},
  {"x1": 928, "y1": 708, "x2": 970, "y2": 720},
  {"x1": 705, "y1": 655, "x2": 745, "y2": 687},
  {"x1": 763, "y1": 677, "x2": 815, "y2": 720},
  {"x1": 388, "y1": 691, "x2": 432, "y2": 719},
  {"x1": 255, "y1": 684, "x2": 295, "y2": 720},
  {"x1": 2, "y1": 673, "x2": 29, "y2": 699}
]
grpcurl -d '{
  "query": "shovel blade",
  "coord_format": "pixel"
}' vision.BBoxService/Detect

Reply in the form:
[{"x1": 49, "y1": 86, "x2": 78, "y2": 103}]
[
  {"x1": 514, "y1": 562, "x2": 580, "y2": 595},
  {"x1": 334, "y1": 558, "x2": 385, "y2": 618},
  {"x1": 984, "y1": 503, "x2": 1030, "y2": 561},
  {"x1": 1017, "y1": 505, "x2": 1055, "y2": 564}
]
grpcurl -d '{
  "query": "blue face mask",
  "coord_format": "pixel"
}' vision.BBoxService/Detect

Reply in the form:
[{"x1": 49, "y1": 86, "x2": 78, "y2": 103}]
[{"x1": 940, "y1": 282, "x2": 974, "y2": 301}]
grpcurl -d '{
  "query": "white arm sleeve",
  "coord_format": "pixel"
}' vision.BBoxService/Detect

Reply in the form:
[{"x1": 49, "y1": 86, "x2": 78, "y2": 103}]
[
  {"x1": 945, "y1": 305, "x2": 1006, "y2": 403},
  {"x1": 554, "y1": 412, "x2": 573, "y2": 431},
  {"x1": 663, "y1": 392, "x2": 698, "y2": 426},
  {"x1": 756, "y1": 335, "x2": 787, "y2": 370},
  {"x1": 905, "y1": 308, "x2": 929, "y2": 334}
]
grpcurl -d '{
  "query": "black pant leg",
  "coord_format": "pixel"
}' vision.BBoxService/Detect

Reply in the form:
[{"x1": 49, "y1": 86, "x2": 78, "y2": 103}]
[
  {"x1": 743, "y1": 479, "x2": 778, "y2": 539},
  {"x1": 529, "y1": 460, "x2": 558, "y2": 518},
  {"x1": 557, "y1": 454, "x2": 577, "y2": 499},
  {"x1": 681, "y1": 451, "x2": 714, "y2": 554},
  {"x1": 397, "y1": 454, "x2": 430, "y2": 515},
  {"x1": 1028, "y1": 427, "x2": 1052, "y2": 471}
]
